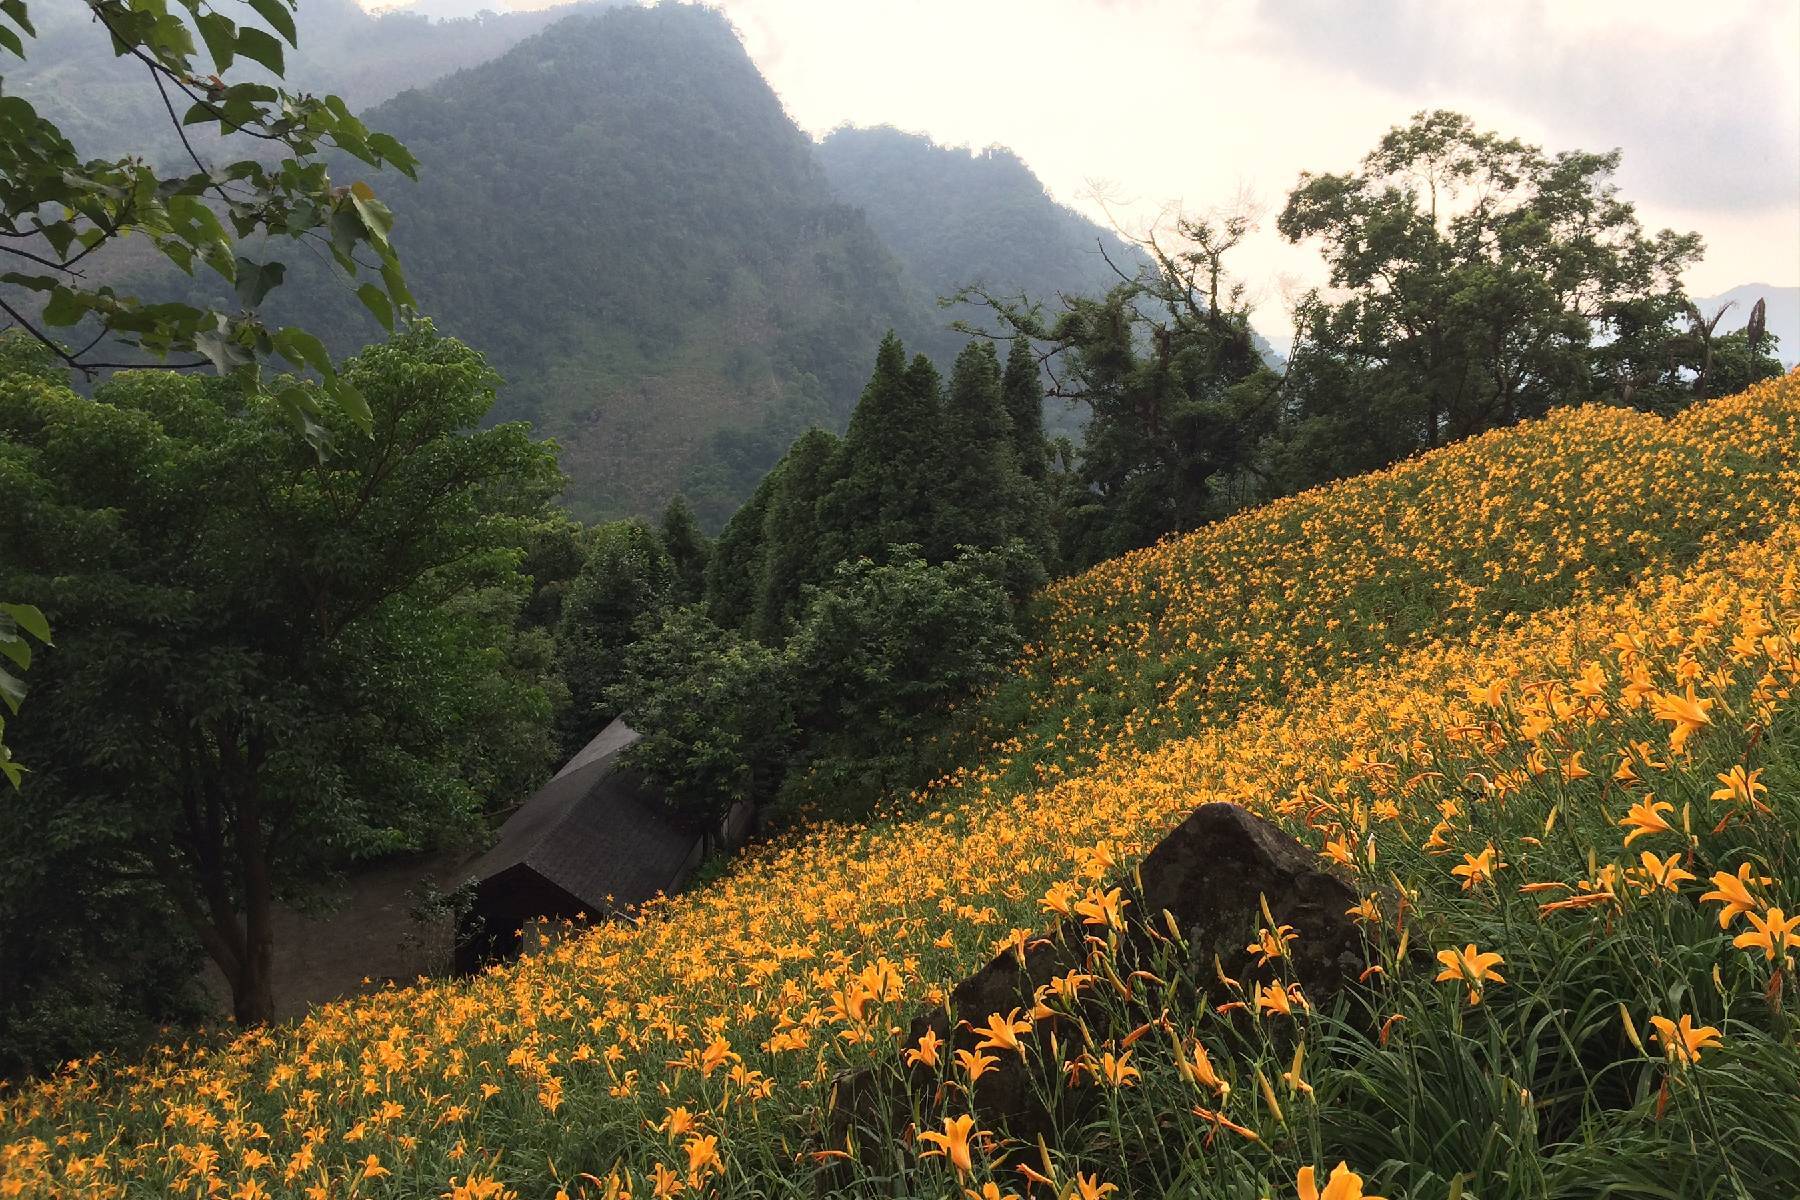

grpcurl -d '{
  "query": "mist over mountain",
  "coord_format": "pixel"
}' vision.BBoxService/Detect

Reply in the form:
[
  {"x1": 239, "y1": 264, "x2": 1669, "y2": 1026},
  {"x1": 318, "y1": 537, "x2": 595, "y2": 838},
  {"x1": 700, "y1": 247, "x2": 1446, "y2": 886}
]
[
  {"x1": 6, "y1": 0, "x2": 600, "y2": 165},
  {"x1": 23, "y1": 3, "x2": 1184, "y2": 524},
  {"x1": 817, "y1": 125, "x2": 1152, "y2": 316}
]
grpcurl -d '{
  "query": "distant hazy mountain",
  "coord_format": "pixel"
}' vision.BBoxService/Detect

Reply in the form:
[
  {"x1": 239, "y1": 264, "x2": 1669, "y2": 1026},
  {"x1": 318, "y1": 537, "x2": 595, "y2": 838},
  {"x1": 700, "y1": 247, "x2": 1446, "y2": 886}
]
[
  {"x1": 15, "y1": 3, "x2": 1294, "y2": 526},
  {"x1": 273, "y1": 3, "x2": 943, "y2": 525},
  {"x1": 6, "y1": 0, "x2": 601, "y2": 166},
  {"x1": 1692, "y1": 284, "x2": 1799, "y2": 368},
  {"x1": 817, "y1": 126, "x2": 1152, "y2": 312}
]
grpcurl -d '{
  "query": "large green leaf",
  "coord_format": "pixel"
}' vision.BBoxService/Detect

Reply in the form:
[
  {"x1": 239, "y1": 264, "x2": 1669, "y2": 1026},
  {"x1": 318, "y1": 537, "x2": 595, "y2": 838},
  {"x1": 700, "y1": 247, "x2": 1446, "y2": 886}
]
[
  {"x1": 195, "y1": 11, "x2": 235, "y2": 71},
  {"x1": 357, "y1": 282, "x2": 393, "y2": 332},
  {"x1": 233, "y1": 257, "x2": 284, "y2": 308},
  {"x1": 233, "y1": 25, "x2": 283, "y2": 75},
  {"x1": 246, "y1": 0, "x2": 297, "y2": 46},
  {"x1": 0, "y1": 605, "x2": 43, "y2": 643}
]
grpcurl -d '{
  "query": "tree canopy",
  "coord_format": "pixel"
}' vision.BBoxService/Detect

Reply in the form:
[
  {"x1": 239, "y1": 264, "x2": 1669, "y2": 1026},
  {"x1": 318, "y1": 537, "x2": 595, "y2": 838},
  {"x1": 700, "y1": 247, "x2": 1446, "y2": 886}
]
[
  {"x1": 1272, "y1": 109, "x2": 1781, "y2": 489},
  {"x1": 0, "y1": 325, "x2": 560, "y2": 1028}
]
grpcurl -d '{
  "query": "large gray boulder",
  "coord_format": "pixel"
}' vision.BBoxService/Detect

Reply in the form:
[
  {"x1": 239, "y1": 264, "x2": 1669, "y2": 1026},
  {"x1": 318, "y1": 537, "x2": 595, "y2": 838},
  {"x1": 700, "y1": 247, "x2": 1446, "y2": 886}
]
[{"x1": 824, "y1": 802, "x2": 1375, "y2": 1161}]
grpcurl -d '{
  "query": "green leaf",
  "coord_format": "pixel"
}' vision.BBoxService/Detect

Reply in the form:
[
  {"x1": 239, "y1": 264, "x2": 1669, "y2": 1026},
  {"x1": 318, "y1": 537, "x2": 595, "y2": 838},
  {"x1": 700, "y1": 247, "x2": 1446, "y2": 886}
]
[
  {"x1": 0, "y1": 636, "x2": 28, "y2": 672},
  {"x1": 234, "y1": 25, "x2": 284, "y2": 76},
  {"x1": 274, "y1": 327, "x2": 331, "y2": 376},
  {"x1": 329, "y1": 206, "x2": 362, "y2": 262},
  {"x1": 380, "y1": 257, "x2": 415, "y2": 311},
  {"x1": 195, "y1": 326, "x2": 253, "y2": 375},
  {"x1": 366, "y1": 132, "x2": 418, "y2": 180},
  {"x1": 41, "y1": 289, "x2": 84, "y2": 326},
  {"x1": 349, "y1": 185, "x2": 394, "y2": 250},
  {"x1": 247, "y1": 0, "x2": 297, "y2": 46},
  {"x1": 0, "y1": 664, "x2": 22, "y2": 716},
  {"x1": 329, "y1": 377, "x2": 372, "y2": 429},
  {"x1": 0, "y1": 604, "x2": 50, "y2": 644},
  {"x1": 1, "y1": 0, "x2": 36, "y2": 38},
  {"x1": 195, "y1": 12, "x2": 235, "y2": 71},
  {"x1": 0, "y1": 23, "x2": 22, "y2": 58},
  {"x1": 357, "y1": 283, "x2": 393, "y2": 332},
  {"x1": 232, "y1": 257, "x2": 284, "y2": 308}
]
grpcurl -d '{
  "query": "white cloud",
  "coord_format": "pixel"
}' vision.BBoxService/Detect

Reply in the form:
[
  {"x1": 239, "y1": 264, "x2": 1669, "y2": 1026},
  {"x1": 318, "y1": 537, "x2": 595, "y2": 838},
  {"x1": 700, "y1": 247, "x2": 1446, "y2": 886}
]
[{"x1": 710, "y1": 0, "x2": 1800, "y2": 322}]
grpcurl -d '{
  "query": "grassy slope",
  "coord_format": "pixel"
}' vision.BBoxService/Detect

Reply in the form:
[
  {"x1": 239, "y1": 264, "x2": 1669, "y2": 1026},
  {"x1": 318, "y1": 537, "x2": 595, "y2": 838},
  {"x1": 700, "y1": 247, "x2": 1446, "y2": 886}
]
[{"x1": 3, "y1": 376, "x2": 1798, "y2": 1199}]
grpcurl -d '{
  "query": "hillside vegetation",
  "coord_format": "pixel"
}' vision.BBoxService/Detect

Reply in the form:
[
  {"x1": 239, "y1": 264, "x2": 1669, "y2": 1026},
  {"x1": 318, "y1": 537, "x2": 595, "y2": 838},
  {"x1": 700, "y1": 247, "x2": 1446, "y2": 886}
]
[
  {"x1": 3, "y1": 375, "x2": 1797, "y2": 1198},
  {"x1": 16, "y1": 3, "x2": 1167, "y2": 530}
]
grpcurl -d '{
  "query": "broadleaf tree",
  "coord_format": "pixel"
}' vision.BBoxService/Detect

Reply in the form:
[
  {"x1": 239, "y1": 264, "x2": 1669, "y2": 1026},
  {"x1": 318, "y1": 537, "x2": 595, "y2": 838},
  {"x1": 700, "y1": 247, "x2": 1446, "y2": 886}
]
[
  {"x1": 1273, "y1": 109, "x2": 1715, "y2": 488},
  {"x1": 0, "y1": 325, "x2": 561, "y2": 1026},
  {"x1": 0, "y1": 0, "x2": 421, "y2": 780}
]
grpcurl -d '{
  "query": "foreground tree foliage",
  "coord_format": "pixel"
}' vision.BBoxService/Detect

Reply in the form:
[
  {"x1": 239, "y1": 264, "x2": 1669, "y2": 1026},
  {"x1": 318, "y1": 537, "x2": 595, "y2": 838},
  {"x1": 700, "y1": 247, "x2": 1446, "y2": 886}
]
[
  {"x1": 0, "y1": 0, "x2": 422, "y2": 795},
  {"x1": 0, "y1": 326, "x2": 559, "y2": 1031},
  {"x1": 0, "y1": 0, "x2": 415, "y2": 421}
]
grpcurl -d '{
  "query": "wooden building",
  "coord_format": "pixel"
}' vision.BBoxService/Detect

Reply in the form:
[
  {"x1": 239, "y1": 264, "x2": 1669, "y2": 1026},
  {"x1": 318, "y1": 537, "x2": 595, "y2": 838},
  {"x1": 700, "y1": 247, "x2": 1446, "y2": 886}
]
[{"x1": 455, "y1": 719, "x2": 751, "y2": 970}]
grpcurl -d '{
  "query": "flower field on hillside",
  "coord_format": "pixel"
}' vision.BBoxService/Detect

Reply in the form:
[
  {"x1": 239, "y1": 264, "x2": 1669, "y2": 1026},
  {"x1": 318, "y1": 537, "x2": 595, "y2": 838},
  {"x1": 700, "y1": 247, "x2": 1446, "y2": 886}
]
[{"x1": 3, "y1": 375, "x2": 1798, "y2": 1199}]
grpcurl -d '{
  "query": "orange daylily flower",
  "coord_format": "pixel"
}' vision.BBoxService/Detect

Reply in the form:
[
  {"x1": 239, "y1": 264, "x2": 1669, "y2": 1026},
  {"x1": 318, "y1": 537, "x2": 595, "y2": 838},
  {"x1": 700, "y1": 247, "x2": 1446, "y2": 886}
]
[
  {"x1": 1181, "y1": 1039, "x2": 1229, "y2": 1097},
  {"x1": 1451, "y1": 844, "x2": 1504, "y2": 889},
  {"x1": 972, "y1": 1009, "x2": 1032, "y2": 1057},
  {"x1": 1435, "y1": 944, "x2": 1505, "y2": 1005},
  {"x1": 904, "y1": 1028, "x2": 941, "y2": 1070},
  {"x1": 964, "y1": 1183, "x2": 1020, "y2": 1200},
  {"x1": 1733, "y1": 907, "x2": 1800, "y2": 962},
  {"x1": 1700, "y1": 864, "x2": 1771, "y2": 928},
  {"x1": 1072, "y1": 1172, "x2": 1117, "y2": 1200},
  {"x1": 1089, "y1": 1050, "x2": 1139, "y2": 1088},
  {"x1": 1648, "y1": 1014, "x2": 1723, "y2": 1067},
  {"x1": 1297, "y1": 1162, "x2": 1385, "y2": 1200},
  {"x1": 1709, "y1": 765, "x2": 1770, "y2": 811},
  {"x1": 1246, "y1": 924, "x2": 1297, "y2": 965},
  {"x1": 954, "y1": 1048, "x2": 999, "y2": 1084},
  {"x1": 1650, "y1": 685, "x2": 1713, "y2": 752},
  {"x1": 1074, "y1": 886, "x2": 1129, "y2": 931},
  {"x1": 917, "y1": 1114, "x2": 978, "y2": 1176},
  {"x1": 1255, "y1": 981, "x2": 1307, "y2": 1016},
  {"x1": 1619, "y1": 796, "x2": 1676, "y2": 845},
  {"x1": 1632, "y1": 850, "x2": 1695, "y2": 894}
]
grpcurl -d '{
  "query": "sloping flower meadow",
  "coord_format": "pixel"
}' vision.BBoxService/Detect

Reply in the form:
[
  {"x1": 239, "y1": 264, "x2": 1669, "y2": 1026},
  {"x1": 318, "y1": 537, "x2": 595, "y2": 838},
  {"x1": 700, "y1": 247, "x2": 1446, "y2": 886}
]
[{"x1": 3, "y1": 374, "x2": 1798, "y2": 1199}]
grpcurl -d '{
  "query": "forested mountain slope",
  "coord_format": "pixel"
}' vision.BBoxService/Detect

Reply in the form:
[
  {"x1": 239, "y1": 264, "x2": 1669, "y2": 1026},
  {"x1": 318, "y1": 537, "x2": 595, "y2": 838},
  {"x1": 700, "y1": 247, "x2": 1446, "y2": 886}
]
[
  {"x1": 5, "y1": 374, "x2": 1796, "y2": 1198},
  {"x1": 246, "y1": 2, "x2": 943, "y2": 526}
]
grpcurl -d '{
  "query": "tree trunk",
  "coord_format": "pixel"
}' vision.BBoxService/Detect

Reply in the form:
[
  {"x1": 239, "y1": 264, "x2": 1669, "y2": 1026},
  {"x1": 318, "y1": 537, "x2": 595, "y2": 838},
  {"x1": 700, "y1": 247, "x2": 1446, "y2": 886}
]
[
  {"x1": 233, "y1": 913, "x2": 276, "y2": 1025},
  {"x1": 228, "y1": 726, "x2": 277, "y2": 1026}
]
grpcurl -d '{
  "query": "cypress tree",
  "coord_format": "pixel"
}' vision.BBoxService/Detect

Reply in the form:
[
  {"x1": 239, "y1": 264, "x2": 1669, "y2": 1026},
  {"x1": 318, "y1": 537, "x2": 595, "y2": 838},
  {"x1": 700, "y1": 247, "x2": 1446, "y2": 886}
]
[
  {"x1": 555, "y1": 519, "x2": 673, "y2": 751},
  {"x1": 818, "y1": 332, "x2": 942, "y2": 564},
  {"x1": 1002, "y1": 336, "x2": 1049, "y2": 481},
  {"x1": 752, "y1": 428, "x2": 843, "y2": 641},
  {"x1": 659, "y1": 494, "x2": 711, "y2": 604},
  {"x1": 933, "y1": 341, "x2": 1016, "y2": 557},
  {"x1": 705, "y1": 469, "x2": 777, "y2": 631}
]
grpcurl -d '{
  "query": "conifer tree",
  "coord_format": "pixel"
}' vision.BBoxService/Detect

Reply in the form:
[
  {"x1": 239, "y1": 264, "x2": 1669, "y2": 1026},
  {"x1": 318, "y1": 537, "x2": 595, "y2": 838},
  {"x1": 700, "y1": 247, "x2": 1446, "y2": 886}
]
[
  {"x1": 818, "y1": 333, "x2": 943, "y2": 564},
  {"x1": 659, "y1": 495, "x2": 711, "y2": 605},
  {"x1": 752, "y1": 429, "x2": 843, "y2": 641},
  {"x1": 933, "y1": 342, "x2": 1019, "y2": 557},
  {"x1": 1001, "y1": 336, "x2": 1050, "y2": 481},
  {"x1": 555, "y1": 520, "x2": 672, "y2": 751},
  {"x1": 706, "y1": 471, "x2": 777, "y2": 631}
]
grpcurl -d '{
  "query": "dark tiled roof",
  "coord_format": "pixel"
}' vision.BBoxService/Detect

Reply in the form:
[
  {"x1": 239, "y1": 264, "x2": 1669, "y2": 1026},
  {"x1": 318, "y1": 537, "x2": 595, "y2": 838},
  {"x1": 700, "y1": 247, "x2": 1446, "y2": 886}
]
[{"x1": 469, "y1": 720, "x2": 700, "y2": 914}]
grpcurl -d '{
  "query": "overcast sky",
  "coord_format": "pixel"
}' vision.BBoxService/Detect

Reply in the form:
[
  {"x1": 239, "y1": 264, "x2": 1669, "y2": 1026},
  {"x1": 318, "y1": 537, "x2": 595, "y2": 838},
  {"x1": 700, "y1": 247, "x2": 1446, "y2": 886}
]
[{"x1": 396, "y1": 0, "x2": 1800, "y2": 328}]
